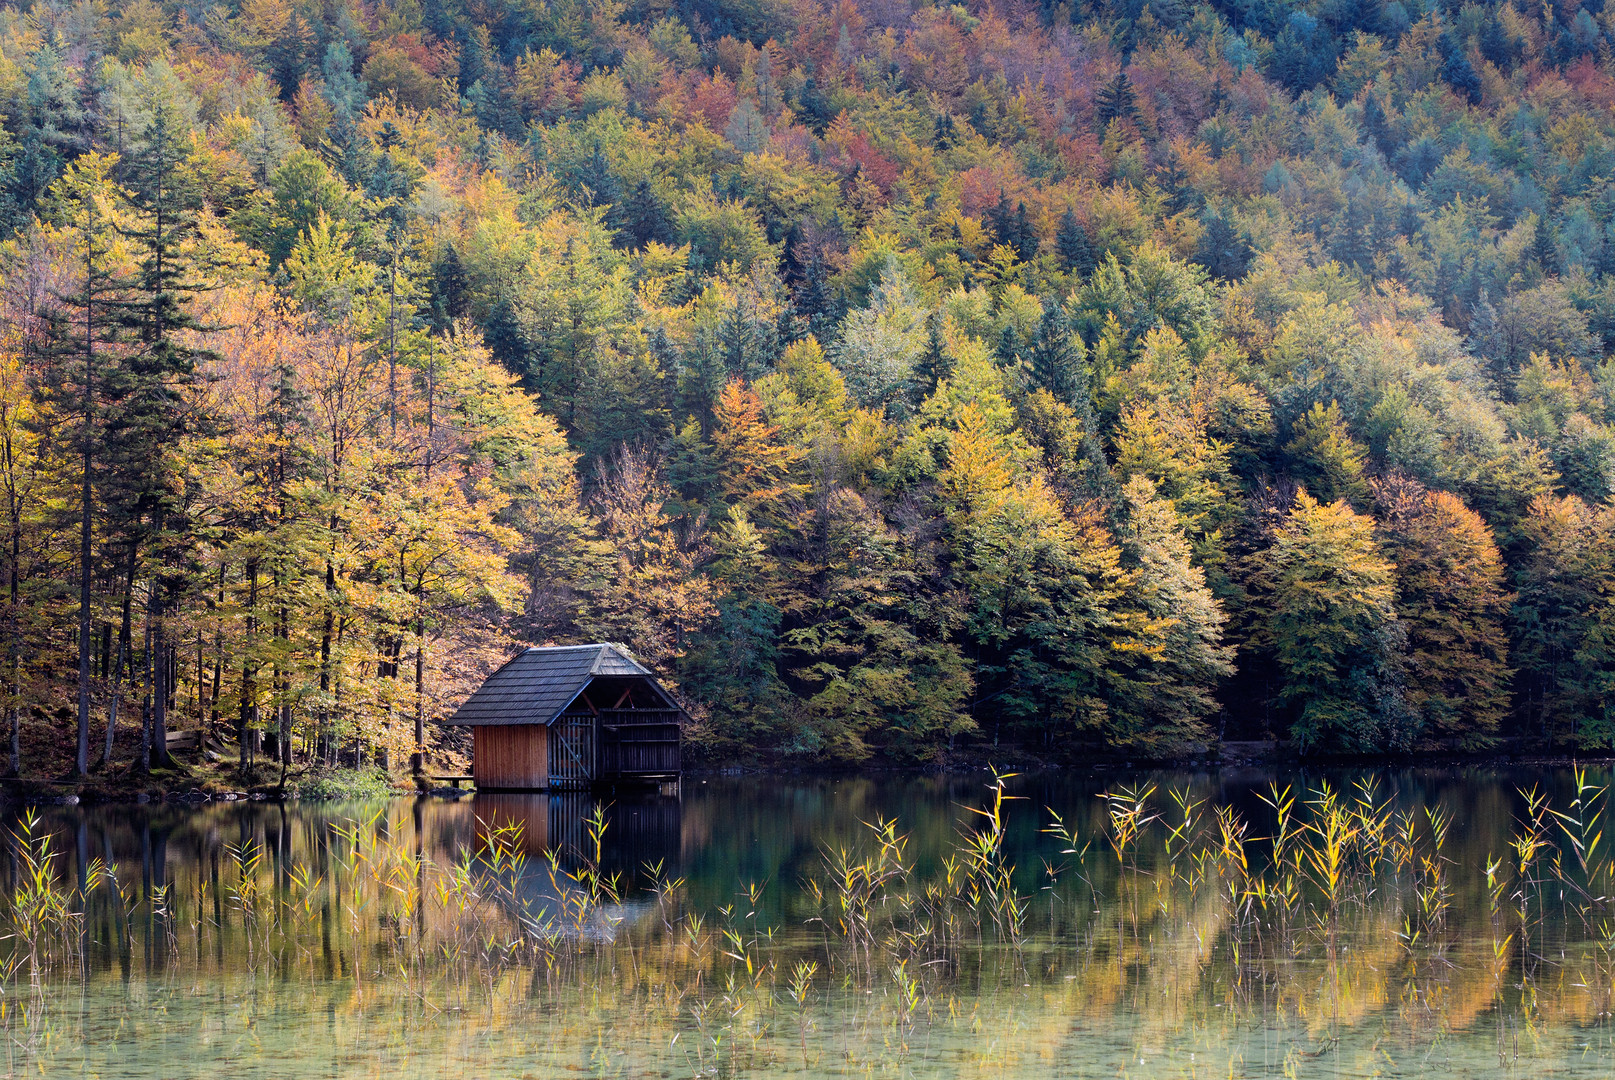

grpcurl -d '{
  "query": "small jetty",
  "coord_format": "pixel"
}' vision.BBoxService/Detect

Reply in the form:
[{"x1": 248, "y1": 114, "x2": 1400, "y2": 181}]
[{"x1": 445, "y1": 643, "x2": 683, "y2": 791}]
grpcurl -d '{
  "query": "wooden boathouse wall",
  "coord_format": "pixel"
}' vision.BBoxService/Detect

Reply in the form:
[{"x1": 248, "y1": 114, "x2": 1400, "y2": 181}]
[{"x1": 472, "y1": 725, "x2": 549, "y2": 791}]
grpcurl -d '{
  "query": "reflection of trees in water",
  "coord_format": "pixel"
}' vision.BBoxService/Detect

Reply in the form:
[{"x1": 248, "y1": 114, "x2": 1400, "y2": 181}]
[{"x1": 0, "y1": 772, "x2": 1610, "y2": 1075}]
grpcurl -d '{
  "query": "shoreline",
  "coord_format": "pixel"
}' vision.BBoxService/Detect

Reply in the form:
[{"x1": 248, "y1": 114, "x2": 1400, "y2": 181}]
[{"x1": 5, "y1": 743, "x2": 1614, "y2": 807}]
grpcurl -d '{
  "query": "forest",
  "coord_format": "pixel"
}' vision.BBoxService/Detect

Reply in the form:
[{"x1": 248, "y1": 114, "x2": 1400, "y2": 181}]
[{"x1": 3, "y1": 0, "x2": 1615, "y2": 779}]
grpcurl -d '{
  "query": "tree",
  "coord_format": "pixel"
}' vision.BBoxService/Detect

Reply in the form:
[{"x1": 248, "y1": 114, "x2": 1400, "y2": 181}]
[
  {"x1": 1094, "y1": 70, "x2": 1140, "y2": 130},
  {"x1": 1262, "y1": 493, "x2": 1409, "y2": 753},
  {"x1": 709, "y1": 379, "x2": 801, "y2": 521},
  {"x1": 1284, "y1": 402, "x2": 1369, "y2": 506},
  {"x1": 31, "y1": 153, "x2": 133, "y2": 774},
  {"x1": 1055, "y1": 209, "x2": 1094, "y2": 275},
  {"x1": 1105, "y1": 477, "x2": 1234, "y2": 752},
  {"x1": 1513, "y1": 494, "x2": 1615, "y2": 747},
  {"x1": 1026, "y1": 300, "x2": 1106, "y2": 480},
  {"x1": 1373, "y1": 476, "x2": 1511, "y2": 747},
  {"x1": 622, "y1": 179, "x2": 672, "y2": 249}
]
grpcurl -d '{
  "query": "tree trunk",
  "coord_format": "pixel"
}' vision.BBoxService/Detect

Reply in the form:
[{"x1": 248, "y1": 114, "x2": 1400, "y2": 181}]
[
  {"x1": 412, "y1": 611, "x2": 425, "y2": 775},
  {"x1": 6, "y1": 462, "x2": 20, "y2": 777},
  {"x1": 151, "y1": 587, "x2": 171, "y2": 768},
  {"x1": 75, "y1": 225, "x2": 95, "y2": 779},
  {"x1": 240, "y1": 560, "x2": 259, "y2": 775},
  {"x1": 103, "y1": 636, "x2": 124, "y2": 766}
]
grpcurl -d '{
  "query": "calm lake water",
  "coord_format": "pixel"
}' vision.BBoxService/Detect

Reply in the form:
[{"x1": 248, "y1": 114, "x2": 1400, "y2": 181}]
[{"x1": 4, "y1": 766, "x2": 1615, "y2": 1078}]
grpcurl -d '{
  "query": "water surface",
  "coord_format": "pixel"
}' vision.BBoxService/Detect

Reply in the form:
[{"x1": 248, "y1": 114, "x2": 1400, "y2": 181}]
[{"x1": 4, "y1": 766, "x2": 1615, "y2": 1078}]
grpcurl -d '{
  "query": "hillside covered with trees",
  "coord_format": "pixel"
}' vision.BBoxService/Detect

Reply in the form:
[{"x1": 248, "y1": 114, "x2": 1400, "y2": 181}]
[{"x1": 4, "y1": 0, "x2": 1615, "y2": 778}]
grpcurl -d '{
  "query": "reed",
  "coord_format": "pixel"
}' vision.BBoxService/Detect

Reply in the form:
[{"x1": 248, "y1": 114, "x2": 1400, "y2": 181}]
[{"x1": 0, "y1": 775, "x2": 1614, "y2": 1076}]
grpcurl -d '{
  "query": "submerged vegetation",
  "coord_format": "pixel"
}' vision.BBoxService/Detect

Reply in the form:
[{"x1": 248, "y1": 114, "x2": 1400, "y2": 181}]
[
  {"x1": 1, "y1": 771, "x2": 1615, "y2": 1073},
  {"x1": 11, "y1": 0, "x2": 1615, "y2": 774}
]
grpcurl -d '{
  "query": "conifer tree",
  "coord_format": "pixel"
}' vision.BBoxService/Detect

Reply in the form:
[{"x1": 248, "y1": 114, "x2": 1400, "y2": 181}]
[
  {"x1": 1027, "y1": 301, "x2": 1106, "y2": 479},
  {"x1": 913, "y1": 311, "x2": 949, "y2": 399},
  {"x1": 31, "y1": 154, "x2": 132, "y2": 776},
  {"x1": 1055, "y1": 209, "x2": 1094, "y2": 275},
  {"x1": 114, "y1": 64, "x2": 219, "y2": 766},
  {"x1": 1094, "y1": 70, "x2": 1140, "y2": 129}
]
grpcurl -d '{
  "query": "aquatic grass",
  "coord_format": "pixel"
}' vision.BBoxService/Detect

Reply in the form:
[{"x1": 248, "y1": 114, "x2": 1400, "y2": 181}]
[{"x1": 3, "y1": 778, "x2": 1615, "y2": 1074}]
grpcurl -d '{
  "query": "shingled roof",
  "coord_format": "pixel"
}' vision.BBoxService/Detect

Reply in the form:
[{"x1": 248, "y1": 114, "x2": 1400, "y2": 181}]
[{"x1": 446, "y1": 643, "x2": 666, "y2": 727}]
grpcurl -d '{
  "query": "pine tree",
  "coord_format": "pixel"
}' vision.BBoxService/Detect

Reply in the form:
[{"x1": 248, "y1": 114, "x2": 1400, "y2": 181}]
[
  {"x1": 484, "y1": 297, "x2": 530, "y2": 380},
  {"x1": 1011, "y1": 201, "x2": 1036, "y2": 260},
  {"x1": 30, "y1": 155, "x2": 133, "y2": 776},
  {"x1": 1094, "y1": 70, "x2": 1140, "y2": 130},
  {"x1": 1195, "y1": 212, "x2": 1253, "y2": 280},
  {"x1": 429, "y1": 243, "x2": 469, "y2": 333},
  {"x1": 1027, "y1": 301, "x2": 1107, "y2": 481},
  {"x1": 913, "y1": 310, "x2": 950, "y2": 399},
  {"x1": 1532, "y1": 213, "x2": 1558, "y2": 276},
  {"x1": 987, "y1": 190, "x2": 1016, "y2": 249},
  {"x1": 996, "y1": 323, "x2": 1020, "y2": 366},
  {"x1": 796, "y1": 256, "x2": 839, "y2": 345},
  {"x1": 1056, "y1": 209, "x2": 1094, "y2": 275},
  {"x1": 622, "y1": 178, "x2": 672, "y2": 249},
  {"x1": 114, "y1": 67, "x2": 219, "y2": 767}
]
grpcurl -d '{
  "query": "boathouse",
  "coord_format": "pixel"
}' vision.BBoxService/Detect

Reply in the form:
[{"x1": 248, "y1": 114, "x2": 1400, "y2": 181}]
[{"x1": 446, "y1": 643, "x2": 683, "y2": 790}]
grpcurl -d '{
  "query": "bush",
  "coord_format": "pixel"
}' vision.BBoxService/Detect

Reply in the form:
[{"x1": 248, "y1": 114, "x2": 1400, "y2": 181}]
[{"x1": 295, "y1": 768, "x2": 397, "y2": 801}]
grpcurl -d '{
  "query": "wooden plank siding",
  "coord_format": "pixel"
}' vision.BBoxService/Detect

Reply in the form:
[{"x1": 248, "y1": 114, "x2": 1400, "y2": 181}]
[
  {"x1": 472, "y1": 725, "x2": 549, "y2": 790},
  {"x1": 599, "y1": 710, "x2": 681, "y2": 778}
]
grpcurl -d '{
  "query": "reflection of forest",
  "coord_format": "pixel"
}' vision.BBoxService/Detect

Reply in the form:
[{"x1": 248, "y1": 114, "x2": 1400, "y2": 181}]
[{"x1": 0, "y1": 770, "x2": 1612, "y2": 1077}]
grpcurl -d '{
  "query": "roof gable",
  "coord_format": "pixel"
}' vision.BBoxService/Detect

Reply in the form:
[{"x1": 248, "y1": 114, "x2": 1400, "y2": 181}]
[{"x1": 446, "y1": 644, "x2": 662, "y2": 726}]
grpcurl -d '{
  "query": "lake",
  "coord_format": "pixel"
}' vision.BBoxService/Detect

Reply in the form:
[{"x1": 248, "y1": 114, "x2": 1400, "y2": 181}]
[{"x1": 2, "y1": 765, "x2": 1614, "y2": 1078}]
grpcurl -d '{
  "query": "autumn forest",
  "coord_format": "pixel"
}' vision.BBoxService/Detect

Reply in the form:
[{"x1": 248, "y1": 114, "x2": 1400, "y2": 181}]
[{"x1": 2, "y1": 0, "x2": 1614, "y2": 782}]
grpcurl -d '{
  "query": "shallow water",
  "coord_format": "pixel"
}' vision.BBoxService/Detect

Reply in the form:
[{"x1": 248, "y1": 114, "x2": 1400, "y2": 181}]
[{"x1": 4, "y1": 766, "x2": 1615, "y2": 1078}]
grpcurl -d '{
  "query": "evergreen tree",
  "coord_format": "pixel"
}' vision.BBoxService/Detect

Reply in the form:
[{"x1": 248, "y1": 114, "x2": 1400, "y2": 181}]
[
  {"x1": 115, "y1": 65, "x2": 219, "y2": 766},
  {"x1": 1056, "y1": 209, "x2": 1094, "y2": 275},
  {"x1": 1532, "y1": 213, "x2": 1559, "y2": 275},
  {"x1": 987, "y1": 190, "x2": 1016, "y2": 249},
  {"x1": 1026, "y1": 301, "x2": 1106, "y2": 480},
  {"x1": 1094, "y1": 70, "x2": 1140, "y2": 129},
  {"x1": 484, "y1": 297, "x2": 530, "y2": 381},
  {"x1": 429, "y1": 243, "x2": 470, "y2": 333},
  {"x1": 29, "y1": 155, "x2": 133, "y2": 776},
  {"x1": 796, "y1": 256, "x2": 840, "y2": 345},
  {"x1": 913, "y1": 310, "x2": 949, "y2": 399},
  {"x1": 1011, "y1": 201, "x2": 1036, "y2": 260},
  {"x1": 1195, "y1": 211, "x2": 1253, "y2": 280},
  {"x1": 622, "y1": 179, "x2": 673, "y2": 248}
]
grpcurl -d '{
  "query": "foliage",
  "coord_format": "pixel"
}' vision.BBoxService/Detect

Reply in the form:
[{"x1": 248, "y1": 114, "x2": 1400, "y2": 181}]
[
  {"x1": 295, "y1": 767, "x2": 398, "y2": 801},
  {"x1": 8, "y1": 0, "x2": 1615, "y2": 772}
]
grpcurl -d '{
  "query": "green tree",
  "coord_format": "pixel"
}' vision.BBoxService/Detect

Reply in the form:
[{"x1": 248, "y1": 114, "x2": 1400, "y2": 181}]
[
  {"x1": 1513, "y1": 494, "x2": 1615, "y2": 747},
  {"x1": 1262, "y1": 492, "x2": 1409, "y2": 753},
  {"x1": 1285, "y1": 401, "x2": 1369, "y2": 506}
]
